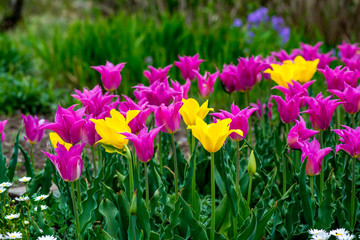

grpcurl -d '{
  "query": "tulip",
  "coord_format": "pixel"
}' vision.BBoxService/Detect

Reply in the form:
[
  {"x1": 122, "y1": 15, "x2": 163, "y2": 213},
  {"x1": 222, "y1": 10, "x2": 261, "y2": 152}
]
[
  {"x1": 49, "y1": 132, "x2": 72, "y2": 150},
  {"x1": 337, "y1": 41, "x2": 360, "y2": 59},
  {"x1": 219, "y1": 63, "x2": 239, "y2": 93},
  {"x1": 194, "y1": 70, "x2": 219, "y2": 98},
  {"x1": 170, "y1": 79, "x2": 191, "y2": 100},
  {"x1": 212, "y1": 103, "x2": 256, "y2": 141},
  {"x1": 90, "y1": 109, "x2": 139, "y2": 153},
  {"x1": 91, "y1": 61, "x2": 126, "y2": 92},
  {"x1": 82, "y1": 117, "x2": 101, "y2": 147},
  {"x1": 302, "y1": 93, "x2": 341, "y2": 131},
  {"x1": 264, "y1": 62, "x2": 295, "y2": 87},
  {"x1": 329, "y1": 84, "x2": 360, "y2": 114},
  {"x1": 72, "y1": 85, "x2": 116, "y2": 117},
  {"x1": 272, "y1": 80, "x2": 314, "y2": 108},
  {"x1": 21, "y1": 115, "x2": 46, "y2": 144},
  {"x1": 271, "y1": 49, "x2": 297, "y2": 62},
  {"x1": 287, "y1": 116, "x2": 319, "y2": 150},
  {"x1": 40, "y1": 105, "x2": 85, "y2": 145},
  {"x1": 236, "y1": 56, "x2": 270, "y2": 91},
  {"x1": 250, "y1": 98, "x2": 273, "y2": 120},
  {"x1": 343, "y1": 55, "x2": 360, "y2": 72},
  {"x1": 0, "y1": 120, "x2": 8, "y2": 143},
  {"x1": 301, "y1": 138, "x2": 332, "y2": 176},
  {"x1": 291, "y1": 56, "x2": 319, "y2": 84},
  {"x1": 272, "y1": 95, "x2": 300, "y2": 124},
  {"x1": 179, "y1": 98, "x2": 214, "y2": 126},
  {"x1": 143, "y1": 65, "x2": 172, "y2": 84},
  {"x1": 153, "y1": 101, "x2": 182, "y2": 134},
  {"x1": 298, "y1": 42, "x2": 336, "y2": 69},
  {"x1": 333, "y1": 126, "x2": 360, "y2": 158},
  {"x1": 319, "y1": 66, "x2": 360, "y2": 91},
  {"x1": 174, "y1": 54, "x2": 204, "y2": 81}
]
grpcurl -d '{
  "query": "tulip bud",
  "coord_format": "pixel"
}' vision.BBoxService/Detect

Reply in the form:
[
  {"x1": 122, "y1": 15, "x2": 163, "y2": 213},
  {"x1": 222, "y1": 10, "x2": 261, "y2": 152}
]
[
  {"x1": 248, "y1": 150, "x2": 256, "y2": 176},
  {"x1": 130, "y1": 190, "x2": 137, "y2": 216}
]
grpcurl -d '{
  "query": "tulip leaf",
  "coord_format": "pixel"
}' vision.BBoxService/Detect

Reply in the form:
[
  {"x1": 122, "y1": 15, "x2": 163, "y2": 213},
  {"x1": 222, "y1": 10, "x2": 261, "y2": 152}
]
[
  {"x1": 299, "y1": 158, "x2": 314, "y2": 227},
  {"x1": 6, "y1": 129, "x2": 20, "y2": 181},
  {"x1": 214, "y1": 194, "x2": 231, "y2": 234},
  {"x1": 93, "y1": 225, "x2": 115, "y2": 240},
  {"x1": 149, "y1": 231, "x2": 160, "y2": 240},
  {"x1": 99, "y1": 198, "x2": 120, "y2": 239},
  {"x1": 236, "y1": 210, "x2": 257, "y2": 240},
  {"x1": 0, "y1": 139, "x2": 8, "y2": 183},
  {"x1": 19, "y1": 145, "x2": 34, "y2": 178},
  {"x1": 117, "y1": 191, "x2": 130, "y2": 240},
  {"x1": 254, "y1": 203, "x2": 277, "y2": 240}
]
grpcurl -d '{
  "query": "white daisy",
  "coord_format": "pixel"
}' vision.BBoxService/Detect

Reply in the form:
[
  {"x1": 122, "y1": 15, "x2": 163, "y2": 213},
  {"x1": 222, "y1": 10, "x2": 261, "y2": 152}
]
[
  {"x1": 5, "y1": 213, "x2": 21, "y2": 220},
  {"x1": 0, "y1": 187, "x2": 6, "y2": 194},
  {"x1": 37, "y1": 235, "x2": 57, "y2": 240},
  {"x1": 338, "y1": 233, "x2": 355, "y2": 240},
  {"x1": 308, "y1": 229, "x2": 327, "y2": 235},
  {"x1": 34, "y1": 205, "x2": 48, "y2": 211},
  {"x1": 24, "y1": 220, "x2": 29, "y2": 225},
  {"x1": 19, "y1": 177, "x2": 31, "y2": 183},
  {"x1": 311, "y1": 232, "x2": 331, "y2": 240},
  {"x1": 0, "y1": 182, "x2": 12, "y2": 188},
  {"x1": 330, "y1": 228, "x2": 350, "y2": 237},
  {"x1": 34, "y1": 194, "x2": 49, "y2": 201},
  {"x1": 5, "y1": 231, "x2": 22, "y2": 239},
  {"x1": 15, "y1": 196, "x2": 30, "y2": 202}
]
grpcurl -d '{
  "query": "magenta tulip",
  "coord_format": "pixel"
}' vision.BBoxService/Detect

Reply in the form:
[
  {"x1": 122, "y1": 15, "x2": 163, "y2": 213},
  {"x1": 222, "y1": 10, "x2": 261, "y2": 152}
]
[
  {"x1": 319, "y1": 66, "x2": 360, "y2": 91},
  {"x1": 329, "y1": 84, "x2": 360, "y2": 114},
  {"x1": 42, "y1": 143, "x2": 86, "y2": 182},
  {"x1": 143, "y1": 65, "x2": 172, "y2": 84},
  {"x1": 250, "y1": 98, "x2": 273, "y2": 120},
  {"x1": 272, "y1": 95, "x2": 300, "y2": 124},
  {"x1": 287, "y1": 116, "x2": 318, "y2": 150},
  {"x1": 338, "y1": 41, "x2": 360, "y2": 59},
  {"x1": 271, "y1": 49, "x2": 298, "y2": 62},
  {"x1": 174, "y1": 54, "x2": 204, "y2": 81},
  {"x1": 21, "y1": 115, "x2": 46, "y2": 144},
  {"x1": 82, "y1": 117, "x2": 101, "y2": 147},
  {"x1": 219, "y1": 63, "x2": 239, "y2": 93},
  {"x1": 194, "y1": 70, "x2": 219, "y2": 98},
  {"x1": 91, "y1": 61, "x2": 126, "y2": 91},
  {"x1": 122, "y1": 126, "x2": 162, "y2": 163},
  {"x1": 301, "y1": 138, "x2": 332, "y2": 176},
  {"x1": 0, "y1": 120, "x2": 8, "y2": 143},
  {"x1": 273, "y1": 80, "x2": 314, "y2": 108},
  {"x1": 236, "y1": 56, "x2": 270, "y2": 91},
  {"x1": 333, "y1": 126, "x2": 360, "y2": 158},
  {"x1": 153, "y1": 101, "x2": 182, "y2": 134},
  {"x1": 171, "y1": 79, "x2": 191, "y2": 100}
]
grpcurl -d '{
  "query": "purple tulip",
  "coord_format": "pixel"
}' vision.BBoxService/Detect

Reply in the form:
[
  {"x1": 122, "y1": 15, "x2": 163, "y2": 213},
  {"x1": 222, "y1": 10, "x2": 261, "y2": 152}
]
[
  {"x1": 329, "y1": 84, "x2": 360, "y2": 114},
  {"x1": 143, "y1": 64, "x2": 172, "y2": 84},
  {"x1": 319, "y1": 66, "x2": 360, "y2": 91},
  {"x1": 72, "y1": 85, "x2": 116, "y2": 117},
  {"x1": 174, "y1": 54, "x2": 204, "y2": 81},
  {"x1": 21, "y1": 115, "x2": 46, "y2": 144},
  {"x1": 343, "y1": 55, "x2": 360, "y2": 71},
  {"x1": 301, "y1": 138, "x2": 332, "y2": 176},
  {"x1": 122, "y1": 126, "x2": 162, "y2": 163},
  {"x1": 40, "y1": 105, "x2": 85, "y2": 144},
  {"x1": 337, "y1": 41, "x2": 360, "y2": 59},
  {"x1": 91, "y1": 61, "x2": 126, "y2": 91},
  {"x1": 0, "y1": 120, "x2": 8, "y2": 143},
  {"x1": 118, "y1": 95, "x2": 153, "y2": 135},
  {"x1": 271, "y1": 49, "x2": 297, "y2": 62},
  {"x1": 42, "y1": 143, "x2": 86, "y2": 182},
  {"x1": 171, "y1": 79, "x2": 191, "y2": 100},
  {"x1": 272, "y1": 95, "x2": 300, "y2": 124},
  {"x1": 236, "y1": 56, "x2": 270, "y2": 91},
  {"x1": 153, "y1": 101, "x2": 182, "y2": 134},
  {"x1": 82, "y1": 117, "x2": 101, "y2": 147},
  {"x1": 333, "y1": 126, "x2": 360, "y2": 158},
  {"x1": 133, "y1": 80, "x2": 182, "y2": 107},
  {"x1": 272, "y1": 80, "x2": 314, "y2": 108},
  {"x1": 220, "y1": 63, "x2": 239, "y2": 93},
  {"x1": 212, "y1": 103, "x2": 257, "y2": 141},
  {"x1": 194, "y1": 70, "x2": 219, "y2": 98},
  {"x1": 250, "y1": 98, "x2": 273, "y2": 120},
  {"x1": 287, "y1": 116, "x2": 318, "y2": 150},
  {"x1": 302, "y1": 93, "x2": 341, "y2": 131},
  {"x1": 297, "y1": 42, "x2": 336, "y2": 69}
]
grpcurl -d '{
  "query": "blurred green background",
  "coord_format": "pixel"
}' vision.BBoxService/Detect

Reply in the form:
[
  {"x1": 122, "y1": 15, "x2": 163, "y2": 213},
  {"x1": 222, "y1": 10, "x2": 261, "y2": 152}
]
[{"x1": 0, "y1": 0, "x2": 359, "y2": 115}]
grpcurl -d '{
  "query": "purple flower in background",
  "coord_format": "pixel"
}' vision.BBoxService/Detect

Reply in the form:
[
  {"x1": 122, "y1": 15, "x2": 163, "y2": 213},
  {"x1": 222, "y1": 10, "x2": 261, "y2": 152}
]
[
  {"x1": 21, "y1": 115, "x2": 46, "y2": 144},
  {"x1": 279, "y1": 27, "x2": 290, "y2": 44},
  {"x1": 143, "y1": 65, "x2": 172, "y2": 85},
  {"x1": 333, "y1": 126, "x2": 360, "y2": 158},
  {"x1": 343, "y1": 55, "x2": 360, "y2": 71},
  {"x1": 329, "y1": 84, "x2": 360, "y2": 114},
  {"x1": 337, "y1": 41, "x2": 360, "y2": 59},
  {"x1": 247, "y1": 7, "x2": 269, "y2": 26},
  {"x1": 271, "y1": 16, "x2": 285, "y2": 31},
  {"x1": 174, "y1": 54, "x2": 205, "y2": 81},
  {"x1": 231, "y1": 18, "x2": 243, "y2": 28},
  {"x1": 153, "y1": 101, "x2": 182, "y2": 134},
  {"x1": 91, "y1": 61, "x2": 126, "y2": 92},
  {"x1": 42, "y1": 143, "x2": 86, "y2": 182},
  {"x1": 272, "y1": 95, "x2": 300, "y2": 124},
  {"x1": 220, "y1": 64, "x2": 239, "y2": 93},
  {"x1": 194, "y1": 70, "x2": 219, "y2": 98},
  {"x1": 301, "y1": 138, "x2": 332, "y2": 176},
  {"x1": 250, "y1": 98, "x2": 273, "y2": 120},
  {"x1": 319, "y1": 65, "x2": 360, "y2": 91},
  {"x1": 122, "y1": 126, "x2": 162, "y2": 163},
  {"x1": 287, "y1": 116, "x2": 318, "y2": 150},
  {"x1": 302, "y1": 93, "x2": 341, "y2": 131},
  {"x1": 39, "y1": 105, "x2": 85, "y2": 144},
  {"x1": 212, "y1": 103, "x2": 257, "y2": 141},
  {"x1": 0, "y1": 120, "x2": 8, "y2": 143}
]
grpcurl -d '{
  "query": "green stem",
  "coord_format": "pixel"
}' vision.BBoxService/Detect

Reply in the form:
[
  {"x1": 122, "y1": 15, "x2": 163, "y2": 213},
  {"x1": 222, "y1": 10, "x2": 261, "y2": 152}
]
[
  {"x1": 125, "y1": 146, "x2": 134, "y2": 199},
  {"x1": 144, "y1": 162, "x2": 149, "y2": 210},
  {"x1": 132, "y1": 215, "x2": 136, "y2": 240},
  {"x1": 336, "y1": 106, "x2": 341, "y2": 129},
  {"x1": 158, "y1": 132, "x2": 163, "y2": 175},
  {"x1": 283, "y1": 124, "x2": 290, "y2": 195},
  {"x1": 71, "y1": 181, "x2": 80, "y2": 240},
  {"x1": 77, "y1": 179, "x2": 82, "y2": 211},
  {"x1": 247, "y1": 174, "x2": 253, "y2": 206},
  {"x1": 310, "y1": 176, "x2": 314, "y2": 199},
  {"x1": 210, "y1": 152, "x2": 215, "y2": 240},
  {"x1": 97, "y1": 145, "x2": 102, "y2": 171},
  {"x1": 30, "y1": 144, "x2": 35, "y2": 172},
  {"x1": 351, "y1": 113, "x2": 356, "y2": 129},
  {"x1": 246, "y1": 91, "x2": 252, "y2": 146},
  {"x1": 191, "y1": 134, "x2": 196, "y2": 206},
  {"x1": 236, "y1": 141, "x2": 240, "y2": 193},
  {"x1": 351, "y1": 157, "x2": 356, "y2": 230},
  {"x1": 319, "y1": 131, "x2": 324, "y2": 205},
  {"x1": 171, "y1": 133, "x2": 179, "y2": 201},
  {"x1": 91, "y1": 146, "x2": 97, "y2": 175}
]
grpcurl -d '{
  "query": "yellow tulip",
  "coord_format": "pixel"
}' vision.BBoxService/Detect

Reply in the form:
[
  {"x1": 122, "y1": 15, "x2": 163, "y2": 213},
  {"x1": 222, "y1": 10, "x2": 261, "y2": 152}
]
[
  {"x1": 188, "y1": 118, "x2": 243, "y2": 153},
  {"x1": 265, "y1": 63, "x2": 295, "y2": 87},
  {"x1": 292, "y1": 56, "x2": 319, "y2": 83},
  {"x1": 49, "y1": 132, "x2": 72, "y2": 150},
  {"x1": 179, "y1": 98, "x2": 214, "y2": 126},
  {"x1": 90, "y1": 109, "x2": 140, "y2": 153}
]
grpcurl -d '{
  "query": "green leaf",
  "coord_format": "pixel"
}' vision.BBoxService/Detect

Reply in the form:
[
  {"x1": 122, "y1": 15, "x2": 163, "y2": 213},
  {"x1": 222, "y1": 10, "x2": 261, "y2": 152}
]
[
  {"x1": 0, "y1": 138, "x2": 8, "y2": 183},
  {"x1": 6, "y1": 130, "x2": 20, "y2": 181},
  {"x1": 299, "y1": 158, "x2": 314, "y2": 228},
  {"x1": 215, "y1": 194, "x2": 231, "y2": 235},
  {"x1": 19, "y1": 145, "x2": 34, "y2": 178},
  {"x1": 236, "y1": 210, "x2": 257, "y2": 240},
  {"x1": 254, "y1": 203, "x2": 277, "y2": 240},
  {"x1": 99, "y1": 198, "x2": 120, "y2": 239}
]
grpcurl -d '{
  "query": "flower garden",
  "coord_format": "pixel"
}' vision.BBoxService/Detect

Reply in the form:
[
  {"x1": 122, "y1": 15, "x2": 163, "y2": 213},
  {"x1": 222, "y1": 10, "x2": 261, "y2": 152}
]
[{"x1": 1, "y1": 2, "x2": 360, "y2": 240}]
